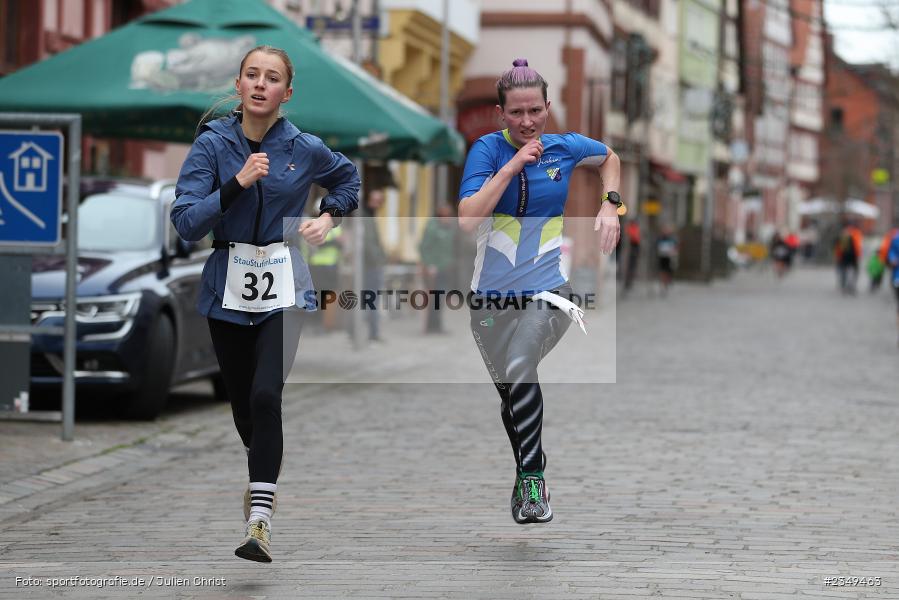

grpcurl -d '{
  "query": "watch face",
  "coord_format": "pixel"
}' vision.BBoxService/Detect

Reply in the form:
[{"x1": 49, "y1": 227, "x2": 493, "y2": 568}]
[{"x1": 607, "y1": 191, "x2": 621, "y2": 203}]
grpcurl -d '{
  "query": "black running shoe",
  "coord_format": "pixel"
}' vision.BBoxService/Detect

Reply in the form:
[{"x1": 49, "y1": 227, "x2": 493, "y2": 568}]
[
  {"x1": 510, "y1": 452, "x2": 549, "y2": 523},
  {"x1": 511, "y1": 473, "x2": 527, "y2": 523},
  {"x1": 515, "y1": 474, "x2": 553, "y2": 524}
]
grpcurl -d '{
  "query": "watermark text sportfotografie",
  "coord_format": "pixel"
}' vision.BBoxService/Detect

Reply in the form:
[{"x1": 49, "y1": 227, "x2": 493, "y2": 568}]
[
  {"x1": 15, "y1": 576, "x2": 226, "y2": 589},
  {"x1": 305, "y1": 289, "x2": 597, "y2": 312}
]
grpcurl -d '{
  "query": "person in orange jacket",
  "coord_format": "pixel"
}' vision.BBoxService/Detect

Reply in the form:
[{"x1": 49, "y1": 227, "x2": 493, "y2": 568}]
[
  {"x1": 834, "y1": 221, "x2": 862, "y2": 294},
  {"x1": 869, "y1": 226, "x2": 899, "y2": 291},
  {"x1": 879, "y1": 226, "x2": 898, "y2": 262}
]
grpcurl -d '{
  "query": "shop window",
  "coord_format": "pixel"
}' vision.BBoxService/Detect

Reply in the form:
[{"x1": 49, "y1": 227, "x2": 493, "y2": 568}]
[
  {"x1": 611, "y1": 38, "x2": 628, "y2": 113},
  {"x1": 111, "y1": 0, "x2": 142, "y2": 29},
  {"x1": 830, "y1": 107, "x2": 843, "y2": 132},
  {"x1": 0, "y1": 0, "x2": 20, "y2": 72}
]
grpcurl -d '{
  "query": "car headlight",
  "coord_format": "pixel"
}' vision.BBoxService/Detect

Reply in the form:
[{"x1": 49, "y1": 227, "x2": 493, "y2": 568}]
[{"x1": 75, "y1": 292, "x2": 142, "y2": 322}]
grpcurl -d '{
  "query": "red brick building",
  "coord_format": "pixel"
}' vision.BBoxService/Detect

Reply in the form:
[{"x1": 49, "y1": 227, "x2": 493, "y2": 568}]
[
  {"x1": 787, "y1": 0, "x2": 824, "y2": 229},
  {"x1": 0, "y1": 0, "x2": 180, "y2": 177},
  {"x1": 821, "y1": 33, "x2": 899, "y2": 232}
]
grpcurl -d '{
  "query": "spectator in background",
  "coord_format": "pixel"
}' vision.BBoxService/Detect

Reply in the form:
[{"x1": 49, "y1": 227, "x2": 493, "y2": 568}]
[
  {"x1": 307, "y1": 218, "x2": 343, "y2": 331},
  {"x1": 770, "y1": 230, "x2": 792, "y2": 279},
  {"x1": 799, "y1": 226, "x2": 819, "y2": 261},
  {"x1": 419, "y1": 203, "x2": 456, "y2": 334},
  {"x1": 785, "y1": 231, "x2": 800, "y2": 255},
  {"x1": 834, "y1": 221, "x2": 862, "y2": 295},
  {"x1": 887, "y1": 228, "x2": 899, "y2": 347},
  {"x1": 623, "y1": 218, "x2": 641, "y2": 291},
  {"x1": 362, "y1": 188, "x2": 387, "y2": 342},
  {"x1": 656, "y1": 224, "x2": 678, "y2": 296},
  {"x1": 868, "y1": 224, "x2": 899, "y2": 292}
]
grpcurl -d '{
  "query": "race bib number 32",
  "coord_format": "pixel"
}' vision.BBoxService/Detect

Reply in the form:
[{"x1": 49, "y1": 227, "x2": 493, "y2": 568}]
[{"x1": 222, "y1": 242, "x2": 296, "y2": 313}]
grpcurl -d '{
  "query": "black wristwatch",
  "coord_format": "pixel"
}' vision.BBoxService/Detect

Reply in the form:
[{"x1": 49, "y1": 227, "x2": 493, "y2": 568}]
[
  {"x1": 319, "y1": 206, "x2": 345, "y2": 226},
  {"x1": 602, "y1": 191, "x2": 627, "y2": 216}
]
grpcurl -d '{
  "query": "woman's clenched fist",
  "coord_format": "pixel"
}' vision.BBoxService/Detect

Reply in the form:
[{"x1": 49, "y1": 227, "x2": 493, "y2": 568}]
[{"x1": 235, "y1": 153, "x2": 269, "y2": 188}]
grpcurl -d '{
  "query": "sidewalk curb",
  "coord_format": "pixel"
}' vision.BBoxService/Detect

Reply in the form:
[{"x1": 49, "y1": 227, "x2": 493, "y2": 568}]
[
  {"x1": 0, "y1": 381, "x2": 346, "y2": 525},
  {"x1": 0, "y1": 423, "x2": 230, "y2": 525}
]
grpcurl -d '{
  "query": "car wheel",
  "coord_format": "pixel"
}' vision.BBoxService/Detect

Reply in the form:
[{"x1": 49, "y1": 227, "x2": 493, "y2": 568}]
[
  {"x1": 211, "y1": 373, "x2": 229, "y2": 402},
  {"x1": 123, "y1": 314, "x2": 175, "y2": 420}
]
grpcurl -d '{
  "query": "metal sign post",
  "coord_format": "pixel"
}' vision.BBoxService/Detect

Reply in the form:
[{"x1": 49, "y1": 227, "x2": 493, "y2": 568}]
[{"x1": 0, "y1": 113, "x2": 81, "y2": 441}]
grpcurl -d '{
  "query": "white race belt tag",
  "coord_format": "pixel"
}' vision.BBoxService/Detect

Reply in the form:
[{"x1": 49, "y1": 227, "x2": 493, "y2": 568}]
[{"x1": 222, "y1": 242, "x2": 296, "y2": 313}]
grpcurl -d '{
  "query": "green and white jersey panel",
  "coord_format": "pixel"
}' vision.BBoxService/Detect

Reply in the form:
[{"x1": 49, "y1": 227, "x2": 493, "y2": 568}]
[{"x1": 459, "y1": 130, "x2": 608, "y2": 295}]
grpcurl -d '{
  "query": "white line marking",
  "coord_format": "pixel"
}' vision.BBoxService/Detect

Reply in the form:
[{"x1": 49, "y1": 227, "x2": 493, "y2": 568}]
[{"x1": 0, "y1": 172, "x2": 46, "y2": 229}]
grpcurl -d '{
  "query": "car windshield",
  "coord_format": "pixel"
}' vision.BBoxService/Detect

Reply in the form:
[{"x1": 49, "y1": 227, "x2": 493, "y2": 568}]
[{"x1": 78, "y1": 193, "x2": 159, "y2": 251}]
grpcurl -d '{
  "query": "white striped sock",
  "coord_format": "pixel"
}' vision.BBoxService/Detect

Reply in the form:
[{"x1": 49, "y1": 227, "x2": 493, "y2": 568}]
[{"x1": 248, "y1": 482, "x2": 277, "y2": 525}]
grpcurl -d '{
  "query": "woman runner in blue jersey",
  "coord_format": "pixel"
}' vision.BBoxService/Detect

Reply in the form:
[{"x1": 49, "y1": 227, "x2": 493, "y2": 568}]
[{"x1": 458, "y1": 58, "x2": 622, "y2": 524}]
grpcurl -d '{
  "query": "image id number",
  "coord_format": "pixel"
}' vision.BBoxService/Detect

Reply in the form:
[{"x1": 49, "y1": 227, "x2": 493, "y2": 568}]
[{"x1": 823, "y1": 577, "x2": 881, "y2": 586}]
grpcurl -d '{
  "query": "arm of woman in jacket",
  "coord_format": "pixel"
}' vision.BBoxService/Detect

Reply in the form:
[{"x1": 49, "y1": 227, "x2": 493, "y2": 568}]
[{"x1": 299, "y1": 139, "x2": 361, "y2": 246}]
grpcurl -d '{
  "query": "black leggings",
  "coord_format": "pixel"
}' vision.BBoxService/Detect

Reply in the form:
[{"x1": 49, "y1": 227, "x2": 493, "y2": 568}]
[
  {"x1": 208, "y1": 311, "x2": 304, "y2": 483},
  {"x1": 469, "y1": 286, "x2": 572, "y2": 473}
]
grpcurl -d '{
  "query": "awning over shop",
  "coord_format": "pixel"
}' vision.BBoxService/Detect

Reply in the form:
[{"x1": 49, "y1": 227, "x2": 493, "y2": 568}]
[
  {"x1": 650, "y1": 161, "x2": 688, "y2": 184},
  {"x1": 798, "y1": 197, "x2": 880, "y2": 219}
]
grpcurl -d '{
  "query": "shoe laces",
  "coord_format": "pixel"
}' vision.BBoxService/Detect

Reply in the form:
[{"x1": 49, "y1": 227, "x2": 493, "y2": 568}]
[
  {"x1": 519, "y1": 475, "x2": 544, "y2": 504},
  {"x1": 247, "y1": 520, "x2": 270, "y2": 542},
  {"x1": 527, "y1": 478, "x2": 542, "y2": 503}
]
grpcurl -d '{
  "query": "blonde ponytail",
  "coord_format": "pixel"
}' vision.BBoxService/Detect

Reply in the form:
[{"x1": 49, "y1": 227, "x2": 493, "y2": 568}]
[{"x1": 194, "y1": 94, "x2": 241, "y2": 139}]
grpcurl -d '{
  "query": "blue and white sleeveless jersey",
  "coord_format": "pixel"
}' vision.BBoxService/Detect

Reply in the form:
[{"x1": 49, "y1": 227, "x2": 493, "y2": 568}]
[{"x1": 458, "y1": 130, "x2": 608, "y2": 295}]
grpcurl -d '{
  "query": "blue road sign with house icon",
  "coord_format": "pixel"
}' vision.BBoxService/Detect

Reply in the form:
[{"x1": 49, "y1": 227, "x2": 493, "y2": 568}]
[{"x1": 0, "y1": 130, "x2": 63, "y2": 247}]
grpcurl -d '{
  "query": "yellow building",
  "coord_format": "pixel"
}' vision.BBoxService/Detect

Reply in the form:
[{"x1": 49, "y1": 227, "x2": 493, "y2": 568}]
[
  {"x1": 377, "y1": 4, "x2": 476, "y2": 261},
  {"x1": 272, "y1": 0, "x2": 478, "y2": 261}
]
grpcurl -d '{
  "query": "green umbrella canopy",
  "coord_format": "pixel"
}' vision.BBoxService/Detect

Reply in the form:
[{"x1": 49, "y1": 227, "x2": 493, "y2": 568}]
[{"x1": 0, "y1": 0, "x2": 464, "y2": 163}]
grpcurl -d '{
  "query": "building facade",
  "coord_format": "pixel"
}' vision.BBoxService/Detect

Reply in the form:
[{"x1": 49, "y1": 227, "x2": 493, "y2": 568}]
[
  {"x1": 742, "y1": 0, "x2": 792, "y2": 241},
  {"x1": 1, "y1": 0, "x2": 183, "y2": 178},
  {"x1": 719, "y1": 0, "x2": 748, "y2": 245},
  {"x1": 822, "y1": 34, "x2": 899, "y2": 234},
  {"x1": 273, "y1": 0, "x2": 479, "y2": 260},
  {"x1": 787, "y1": 0, "x2": 824, "y2": 232}
]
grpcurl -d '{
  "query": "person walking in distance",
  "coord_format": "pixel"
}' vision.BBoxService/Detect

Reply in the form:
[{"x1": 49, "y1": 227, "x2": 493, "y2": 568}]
[
  {"x1": 623, "y1": 218, "x2": 641, "y2": 291},
  {"x1": 770, "y1": 230, "x2": 792, "y2": 279},
  {"x1": 868, "y1": 224, "x2": 898, "y2": 293},
  {"x1": 171, "y1": 46, "x2": 359, "y2": 562},
  {"x1": 419, "y1": 203, "x2": 456, "y2": 333},
  {"x1": 362, "y1": 188, "x2": 388, "y2": 342},
  {"x1": 887, "y1": 229, "x2": 899, "y2": 347},
  {"x1": 458, "y1": 58, "x2": 622, "y2": 524},
  {"x1": 656, "y1": 224, "x2": 678, "y2": 295},
  {"x1": 835, "y1": 221, "x2": 862, "y2": 295}
]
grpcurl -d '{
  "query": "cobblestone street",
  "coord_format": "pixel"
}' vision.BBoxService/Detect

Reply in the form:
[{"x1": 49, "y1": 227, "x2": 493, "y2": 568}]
[{"x1": 1, "y1": 266, "x2": 898, "y2": 599}]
